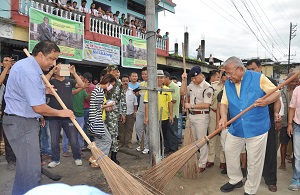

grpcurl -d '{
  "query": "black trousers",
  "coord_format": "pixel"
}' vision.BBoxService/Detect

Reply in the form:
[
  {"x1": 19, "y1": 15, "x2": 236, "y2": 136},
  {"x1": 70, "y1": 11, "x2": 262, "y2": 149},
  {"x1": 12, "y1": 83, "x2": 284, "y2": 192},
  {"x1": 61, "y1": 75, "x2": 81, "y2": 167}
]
[
  {"x1": 262, "y1": 125, "x2": 278, "y2": 185},
  {"x1": 162, "y1": 118, "x2": 179, "y2": 152}
]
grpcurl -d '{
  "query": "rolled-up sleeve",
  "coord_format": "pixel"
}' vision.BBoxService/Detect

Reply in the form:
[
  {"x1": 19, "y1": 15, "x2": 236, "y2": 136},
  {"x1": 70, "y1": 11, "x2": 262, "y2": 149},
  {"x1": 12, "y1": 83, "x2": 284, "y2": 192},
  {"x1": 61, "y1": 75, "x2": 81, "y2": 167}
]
[{"x1": 260, "y1": 74, "x2": 277, "y2": 93}]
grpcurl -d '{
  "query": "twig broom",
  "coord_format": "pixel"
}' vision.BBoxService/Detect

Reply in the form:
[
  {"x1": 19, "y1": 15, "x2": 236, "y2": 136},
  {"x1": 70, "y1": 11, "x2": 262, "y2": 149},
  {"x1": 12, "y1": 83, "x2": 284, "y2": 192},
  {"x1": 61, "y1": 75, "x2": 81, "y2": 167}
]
[
  {"x1": 181, "y1": 42, "x2": 200, "y2": 178},
  {"x1": 23, "y1": 49, "x2": 162, "y2": 195},
  {"x1": 143, "y1": 70, "x2": 300, "y2": 192}
]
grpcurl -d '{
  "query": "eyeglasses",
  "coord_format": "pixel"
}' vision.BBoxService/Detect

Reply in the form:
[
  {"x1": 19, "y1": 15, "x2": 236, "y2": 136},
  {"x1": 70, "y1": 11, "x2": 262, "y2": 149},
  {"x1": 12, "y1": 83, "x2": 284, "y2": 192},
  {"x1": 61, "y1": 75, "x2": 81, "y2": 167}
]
[{"x1": 225, "y1": 67, "x2": 239, "y2": 76}]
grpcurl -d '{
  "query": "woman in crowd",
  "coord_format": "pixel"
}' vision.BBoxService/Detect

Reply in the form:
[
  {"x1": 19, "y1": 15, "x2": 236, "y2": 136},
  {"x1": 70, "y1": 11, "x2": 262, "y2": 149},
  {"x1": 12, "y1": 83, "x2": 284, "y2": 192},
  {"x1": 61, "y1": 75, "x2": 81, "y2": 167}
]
[{"x1": 88, "y1": 74, "x2": 116, "y2": 160}]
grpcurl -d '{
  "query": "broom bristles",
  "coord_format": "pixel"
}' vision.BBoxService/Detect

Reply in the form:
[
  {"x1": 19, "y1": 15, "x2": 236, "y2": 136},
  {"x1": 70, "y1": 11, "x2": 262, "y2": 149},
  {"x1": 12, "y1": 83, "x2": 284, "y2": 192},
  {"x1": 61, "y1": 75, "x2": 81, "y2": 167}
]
[
  {"x1": 143, "y1": 139, "x2": 207, "y2": 191},
  {"x1": 182, "y1": 118, "x2": 200, "y2": 179},
  {"x1": 89, "y1": 142, "x2": 161, "y2": 195}
]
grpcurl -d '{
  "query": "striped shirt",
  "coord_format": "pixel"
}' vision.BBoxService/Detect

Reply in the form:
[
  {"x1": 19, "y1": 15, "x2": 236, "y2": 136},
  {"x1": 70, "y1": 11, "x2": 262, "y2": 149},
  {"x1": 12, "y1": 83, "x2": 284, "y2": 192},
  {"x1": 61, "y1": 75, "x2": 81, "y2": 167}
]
[{"x1": 88, "y1": 85, "x2": 105, "y2": 137}]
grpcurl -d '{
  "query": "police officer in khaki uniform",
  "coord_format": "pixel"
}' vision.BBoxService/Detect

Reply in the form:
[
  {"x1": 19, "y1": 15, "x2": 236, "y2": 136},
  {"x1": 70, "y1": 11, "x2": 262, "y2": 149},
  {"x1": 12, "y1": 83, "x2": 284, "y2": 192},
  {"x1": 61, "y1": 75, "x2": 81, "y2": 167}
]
[
  {"x1": 207, "y1": 70, "x2": 226, "y2": 169},
  {"x1": 181, "y1": 66, "x2": 213, "y2": 172}
]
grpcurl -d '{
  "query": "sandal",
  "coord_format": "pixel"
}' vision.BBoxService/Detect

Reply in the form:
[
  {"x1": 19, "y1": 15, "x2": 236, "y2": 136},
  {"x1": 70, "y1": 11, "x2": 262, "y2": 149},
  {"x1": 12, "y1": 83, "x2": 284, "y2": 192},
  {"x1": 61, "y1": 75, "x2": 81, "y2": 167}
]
[
  {"x1": 89, "y1": 156, "x2": 99, "y2": 168},
  {"x1": 63, "y1": 152, "x2": 69, "y2": 157}
]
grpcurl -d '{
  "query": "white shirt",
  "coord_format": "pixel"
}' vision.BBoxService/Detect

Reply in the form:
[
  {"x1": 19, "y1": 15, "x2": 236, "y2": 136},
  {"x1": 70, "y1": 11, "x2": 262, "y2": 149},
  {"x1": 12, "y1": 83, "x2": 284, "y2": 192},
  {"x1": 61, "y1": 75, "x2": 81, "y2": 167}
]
[
  {"x1": 79, "y1": 6, "x2": 89, "y2": 13},
  {"x1": 108, "y1": 16, "x2": 114, "y2": 22},
  {"x1": 102, "y1": 15, "x2": 108, "y2": 20},
  {"x1": 89, "y1": 9, "x2": 98, "y2": 16},
  {"x1": 121, "y1": 88, "x2": 138, "y2": 115}
]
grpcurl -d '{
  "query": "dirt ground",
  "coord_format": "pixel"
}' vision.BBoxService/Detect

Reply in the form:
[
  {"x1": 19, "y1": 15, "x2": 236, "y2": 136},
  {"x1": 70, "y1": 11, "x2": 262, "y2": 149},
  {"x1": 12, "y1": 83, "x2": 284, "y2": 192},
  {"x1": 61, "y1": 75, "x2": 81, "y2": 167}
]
[{"x1": 0, "y1": 141, "x2": 296, "y2": 195}]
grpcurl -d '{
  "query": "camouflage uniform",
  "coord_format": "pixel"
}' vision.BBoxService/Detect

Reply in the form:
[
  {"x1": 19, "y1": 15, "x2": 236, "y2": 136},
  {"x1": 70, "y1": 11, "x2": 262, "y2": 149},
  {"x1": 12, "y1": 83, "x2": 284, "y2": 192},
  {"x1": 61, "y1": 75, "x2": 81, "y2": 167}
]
[{"x1": 105, "y1": 79, "x2": 127, "y2": 152}]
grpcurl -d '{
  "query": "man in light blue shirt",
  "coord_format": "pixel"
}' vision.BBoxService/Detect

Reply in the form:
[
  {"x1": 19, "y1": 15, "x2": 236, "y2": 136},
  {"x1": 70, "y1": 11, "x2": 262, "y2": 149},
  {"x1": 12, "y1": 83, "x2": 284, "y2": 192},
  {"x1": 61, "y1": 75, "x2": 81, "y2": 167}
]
[
  {"x1": 128, "y1": 72, "x2": 140, "y2": 90},
  {"x1": 3, "y1": 41, "x2": 74, "y2": 195}
]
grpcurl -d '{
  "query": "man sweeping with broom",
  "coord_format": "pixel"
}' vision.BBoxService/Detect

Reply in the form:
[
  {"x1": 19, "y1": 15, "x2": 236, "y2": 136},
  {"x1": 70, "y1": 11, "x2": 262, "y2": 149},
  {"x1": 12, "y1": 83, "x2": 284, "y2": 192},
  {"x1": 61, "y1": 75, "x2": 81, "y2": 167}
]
[
  {"x1": 2, "y1": 41, "x2": 75, "y2": 195},
  {"x1": 218, "y1": 56, "x2": 280, "y2": 195}
]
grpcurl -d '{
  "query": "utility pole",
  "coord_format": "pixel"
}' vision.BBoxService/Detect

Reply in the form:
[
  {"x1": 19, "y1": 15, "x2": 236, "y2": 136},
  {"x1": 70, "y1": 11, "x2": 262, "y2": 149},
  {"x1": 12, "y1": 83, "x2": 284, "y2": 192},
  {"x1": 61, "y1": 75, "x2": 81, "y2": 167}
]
[
  {"x1": 146, "y1": 0, "x2": 160, "y2": 166},
  {"x1": 287, "y1": 22, "x2": 297, "y2": 73}
]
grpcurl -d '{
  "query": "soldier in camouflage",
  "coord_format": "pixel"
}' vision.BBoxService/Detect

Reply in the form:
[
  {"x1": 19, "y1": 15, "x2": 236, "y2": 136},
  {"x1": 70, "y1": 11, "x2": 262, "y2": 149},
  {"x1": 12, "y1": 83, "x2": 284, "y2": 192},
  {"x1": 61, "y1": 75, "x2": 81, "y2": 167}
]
[{"x1": 105, "y1": 65, "x2": 126, "y2": 164}]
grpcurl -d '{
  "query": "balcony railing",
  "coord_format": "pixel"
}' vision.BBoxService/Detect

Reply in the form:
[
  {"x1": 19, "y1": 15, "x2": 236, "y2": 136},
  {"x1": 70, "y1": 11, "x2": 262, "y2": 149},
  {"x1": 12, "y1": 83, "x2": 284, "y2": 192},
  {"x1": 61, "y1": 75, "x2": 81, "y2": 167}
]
[
  {"x1": 15, "y1": 0, "x2": 168, "y2": 52},
  {"x1": 18, "y1": 0, "x2": 86, "y2": 22},
  {"x1": 89, "y1": 16, "x2": 132, "y2": 38}
]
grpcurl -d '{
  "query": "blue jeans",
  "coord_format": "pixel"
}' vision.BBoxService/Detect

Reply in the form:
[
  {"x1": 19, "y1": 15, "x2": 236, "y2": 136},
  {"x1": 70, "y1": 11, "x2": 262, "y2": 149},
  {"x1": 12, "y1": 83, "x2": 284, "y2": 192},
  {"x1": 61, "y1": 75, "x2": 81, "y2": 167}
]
[
  {"x1": 49, "y1": 119, "x2": 81, "y2": 162},
  {"x1": 178, "y1": 113, "x2": 183, "y2": 142},
  {"x1": 40, "y1": 120, "x2": 51, "y2": 155},
  {"x1": 293, "y1": 122, "x2": 300, "y2": 180},
  {"x1": 62, "y1": 117, "x2": 84, "y2": 153}
]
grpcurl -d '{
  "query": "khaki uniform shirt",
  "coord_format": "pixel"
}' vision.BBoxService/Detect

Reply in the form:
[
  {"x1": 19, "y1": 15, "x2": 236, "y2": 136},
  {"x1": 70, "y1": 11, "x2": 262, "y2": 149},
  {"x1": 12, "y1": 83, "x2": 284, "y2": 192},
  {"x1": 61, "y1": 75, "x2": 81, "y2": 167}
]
[
  {"x1": 210, "y1": 81, "x2": 223, "y2": 111},
  {"x1": 188, "y1": 80, "x2": 213, "y2": 111}
]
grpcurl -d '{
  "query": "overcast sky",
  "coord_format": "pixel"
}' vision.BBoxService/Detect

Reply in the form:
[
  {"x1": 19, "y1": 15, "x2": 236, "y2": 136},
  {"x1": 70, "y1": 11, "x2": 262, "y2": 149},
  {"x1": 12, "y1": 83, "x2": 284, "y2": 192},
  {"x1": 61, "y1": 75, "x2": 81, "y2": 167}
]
[{"x1": 158, "y1": 0, "x2": 300, "y2": 63}]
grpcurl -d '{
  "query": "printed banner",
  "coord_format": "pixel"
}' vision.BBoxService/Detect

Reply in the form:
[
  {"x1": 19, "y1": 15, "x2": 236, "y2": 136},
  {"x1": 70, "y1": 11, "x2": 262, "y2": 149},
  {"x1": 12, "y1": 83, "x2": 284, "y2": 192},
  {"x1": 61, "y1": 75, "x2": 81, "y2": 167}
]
[
  {"x1": 84, "y1": 40, "x2": 120, "y2": 65},
  {"x1": 121, "y1": 34, "x2": 147, "y2": 69},
  {"x1": 29, "y1": 8, "x2": 84, "y2": 61}
]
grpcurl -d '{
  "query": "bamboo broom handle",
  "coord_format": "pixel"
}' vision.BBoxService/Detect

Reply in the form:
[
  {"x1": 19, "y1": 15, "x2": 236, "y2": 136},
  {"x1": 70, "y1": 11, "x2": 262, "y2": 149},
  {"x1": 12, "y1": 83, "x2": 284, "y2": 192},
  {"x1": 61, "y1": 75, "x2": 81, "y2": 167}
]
[
  {"x1": 23, "y1": 49, "x2": 92, "y2": 145},
  {"x1": 182, "y1": 42, "x2": 190, "y2": 112},
  {"x1": 182, "y1": 42, "x2": 186, "y2": 74},
  {"x1": 207, "y1": 71, "x2": 300, "y2": 140}
]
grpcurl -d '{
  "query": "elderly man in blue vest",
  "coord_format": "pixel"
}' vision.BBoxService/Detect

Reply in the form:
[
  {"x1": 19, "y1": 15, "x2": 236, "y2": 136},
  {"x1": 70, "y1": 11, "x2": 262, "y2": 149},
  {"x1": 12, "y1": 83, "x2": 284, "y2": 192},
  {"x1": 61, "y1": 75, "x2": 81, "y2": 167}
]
[{"x1": 218, "y1": 57, "x2": 280, "y2": 195}]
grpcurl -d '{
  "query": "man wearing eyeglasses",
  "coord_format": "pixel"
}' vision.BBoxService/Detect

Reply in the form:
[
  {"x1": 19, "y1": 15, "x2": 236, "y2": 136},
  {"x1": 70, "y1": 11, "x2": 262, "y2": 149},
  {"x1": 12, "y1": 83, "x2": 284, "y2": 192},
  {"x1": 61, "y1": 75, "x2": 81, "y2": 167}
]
[
  {"x1": 246, "y1": 59, "x2": 281, "y2": 192},
  {"x1": 219, "y1": 56, "x2": 280, "y2": 195}
]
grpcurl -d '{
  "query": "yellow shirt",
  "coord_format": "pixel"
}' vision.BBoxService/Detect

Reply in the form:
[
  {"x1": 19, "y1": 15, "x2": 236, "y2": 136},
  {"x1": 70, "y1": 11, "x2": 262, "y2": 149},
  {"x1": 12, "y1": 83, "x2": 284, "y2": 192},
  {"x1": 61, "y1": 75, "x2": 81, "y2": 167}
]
[
  {"x1": 102, "y1": 96, "x2": 107, "y2": 121},
  {"x1": 144, "y1": 85, "x2": 172, "y2": 120},
  {"x1": 221, "y1": 74, "x2": 277, "y2": 105}
]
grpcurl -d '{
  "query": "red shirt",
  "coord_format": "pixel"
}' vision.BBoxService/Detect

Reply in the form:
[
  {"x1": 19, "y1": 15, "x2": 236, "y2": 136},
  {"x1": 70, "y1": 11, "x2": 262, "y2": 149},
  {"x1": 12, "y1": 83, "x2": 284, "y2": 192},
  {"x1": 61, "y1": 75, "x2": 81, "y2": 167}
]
[{"x1": 84, "y1": 83, "x2": 95, "y2": 109}]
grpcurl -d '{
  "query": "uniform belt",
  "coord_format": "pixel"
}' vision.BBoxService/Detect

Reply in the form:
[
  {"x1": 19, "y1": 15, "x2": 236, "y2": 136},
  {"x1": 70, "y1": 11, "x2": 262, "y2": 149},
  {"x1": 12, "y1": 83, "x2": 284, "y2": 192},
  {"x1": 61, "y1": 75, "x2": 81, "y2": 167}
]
[{"x1": 190, "y1": 110, "x2": 209, "y2": 115}]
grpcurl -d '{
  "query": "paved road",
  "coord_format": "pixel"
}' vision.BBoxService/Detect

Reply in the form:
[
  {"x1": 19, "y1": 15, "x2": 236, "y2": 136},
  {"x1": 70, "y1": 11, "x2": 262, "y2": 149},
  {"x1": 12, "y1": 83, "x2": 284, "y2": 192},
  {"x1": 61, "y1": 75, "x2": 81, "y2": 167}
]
[{"x1": 0, "y1": 144, "x2": 296, "y2": 195}]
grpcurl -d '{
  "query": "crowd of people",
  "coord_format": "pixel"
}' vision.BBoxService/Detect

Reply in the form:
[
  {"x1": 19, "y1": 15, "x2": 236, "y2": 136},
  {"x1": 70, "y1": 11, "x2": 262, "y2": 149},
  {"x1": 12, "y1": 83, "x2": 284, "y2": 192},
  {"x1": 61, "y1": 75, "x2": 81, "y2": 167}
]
[
  {"x1": 1, "y1": 41, "x2": 300, "y2": 194},
  {"x1": 47, "y1": 0, "x2": 169, "y2": 39}
]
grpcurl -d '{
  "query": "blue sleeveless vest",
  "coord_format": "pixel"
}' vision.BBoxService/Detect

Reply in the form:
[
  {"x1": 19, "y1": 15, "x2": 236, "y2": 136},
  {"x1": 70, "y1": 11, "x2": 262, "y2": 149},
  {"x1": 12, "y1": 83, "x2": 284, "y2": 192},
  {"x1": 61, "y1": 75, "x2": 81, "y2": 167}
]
[{"x1": 225, "y1": 70, "x2": 270, "y2": 138}]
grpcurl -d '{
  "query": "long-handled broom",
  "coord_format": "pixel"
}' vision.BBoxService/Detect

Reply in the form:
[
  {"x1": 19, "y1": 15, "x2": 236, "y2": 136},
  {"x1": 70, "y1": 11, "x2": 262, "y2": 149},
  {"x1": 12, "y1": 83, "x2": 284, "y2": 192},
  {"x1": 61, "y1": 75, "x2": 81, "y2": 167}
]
[
  {"x1": 23, "y1": 49, "x2": 162, "y2": 195},
  {"x1": 143, "y1": 70, "x2": 300, "y2": 192},
  {"x1": 181, "y1": 42, "x2": 200, "y2": 178}
]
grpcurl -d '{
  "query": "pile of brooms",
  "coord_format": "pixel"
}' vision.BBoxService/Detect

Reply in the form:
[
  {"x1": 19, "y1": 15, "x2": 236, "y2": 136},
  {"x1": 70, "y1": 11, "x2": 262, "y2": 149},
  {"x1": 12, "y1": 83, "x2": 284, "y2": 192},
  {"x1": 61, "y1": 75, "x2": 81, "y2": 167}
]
[{"x1": 24, "y1": 48, "x2": 300, "y2": 194}]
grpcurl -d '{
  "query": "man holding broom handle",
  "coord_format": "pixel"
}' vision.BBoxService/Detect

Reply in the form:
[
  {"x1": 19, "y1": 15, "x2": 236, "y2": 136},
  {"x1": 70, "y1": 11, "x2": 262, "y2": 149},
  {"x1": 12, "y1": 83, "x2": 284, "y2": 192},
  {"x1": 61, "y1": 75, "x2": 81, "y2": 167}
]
[
  {"x1": 180, "y1": 65, "x2": 213, "y2": 173},
  {"x1": 2, "y1": 40, "x2": 75, "y2": 195},
  {"x1": 219, "y1": 56, "x2": 280, "y2": 195}
]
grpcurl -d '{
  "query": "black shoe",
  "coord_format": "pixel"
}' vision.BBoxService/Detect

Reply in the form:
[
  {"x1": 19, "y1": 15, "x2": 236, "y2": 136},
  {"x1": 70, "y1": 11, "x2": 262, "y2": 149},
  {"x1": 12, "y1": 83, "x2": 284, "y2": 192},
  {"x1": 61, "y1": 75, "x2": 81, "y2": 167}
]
[
  {"x1": 221, "y1": 168, "x2": 227, "y2": 174},
  {"x1": 244, "y1": 193, "x2": 250, "y2": 195},
  {"x1": 241, "y1": 168, "x2": 247, "y2": 178},
  {"x1": 110, "y1": 152, "x2": 120, "y2": 165},
  {"x1": 220, "y1": 181, "x2": 243, "y2": 192},
  {"x1": 164, "y1": 148, "x2": 171, "y2": 153}
]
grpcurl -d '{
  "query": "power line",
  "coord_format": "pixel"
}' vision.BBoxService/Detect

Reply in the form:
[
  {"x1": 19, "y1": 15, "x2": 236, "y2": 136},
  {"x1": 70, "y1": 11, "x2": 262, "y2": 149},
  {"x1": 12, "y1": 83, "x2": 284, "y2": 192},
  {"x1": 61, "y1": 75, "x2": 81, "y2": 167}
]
[
  {"x1": 230, "y1": 0, "x2": 278, "y2": 61},
  {"x1": 240, "y1": 0, "x2": 274, "y2": 55},
  {"x1": 275, "y1": 0, "x2": 289, "y2": 20},
  {"x1": 254, "y1": 0, "x2": 288, "y2": 49},
  {"x1": 209, "y1": 0, "x2": 249, "y2": 31},
  {"x1": 243, "y1": 0, "x2": 286, "y2": 57},
  {"x1": 276, "y1": 0, "x2": 296, "y2": 22},
  {"x1": 198, "y1": 0, "x2": 251, "y2": 35}
]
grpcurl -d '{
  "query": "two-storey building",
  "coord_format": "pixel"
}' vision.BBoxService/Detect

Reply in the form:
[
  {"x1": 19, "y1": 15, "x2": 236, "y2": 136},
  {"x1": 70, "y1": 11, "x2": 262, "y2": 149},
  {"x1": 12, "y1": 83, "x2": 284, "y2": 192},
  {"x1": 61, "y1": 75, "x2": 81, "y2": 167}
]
[{"x1": 1, "y1": 0, "x2": 176, "y2": 76}]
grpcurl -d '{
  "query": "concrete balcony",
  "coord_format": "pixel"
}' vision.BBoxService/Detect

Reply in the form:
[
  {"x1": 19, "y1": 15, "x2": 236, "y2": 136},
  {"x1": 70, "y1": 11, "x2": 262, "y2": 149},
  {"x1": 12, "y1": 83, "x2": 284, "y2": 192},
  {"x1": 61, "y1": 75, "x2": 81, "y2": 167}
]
[{"x1": 12, "y1": 0, "x2": 169, "y2": 57}]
